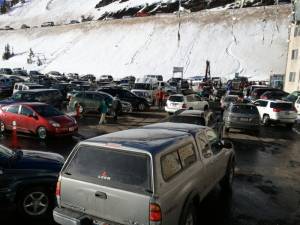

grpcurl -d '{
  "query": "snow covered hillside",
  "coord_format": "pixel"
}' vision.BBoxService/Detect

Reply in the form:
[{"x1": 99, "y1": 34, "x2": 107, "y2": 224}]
[{"x1": 0, "y1": 5, "x2": 291, "y2": 80}]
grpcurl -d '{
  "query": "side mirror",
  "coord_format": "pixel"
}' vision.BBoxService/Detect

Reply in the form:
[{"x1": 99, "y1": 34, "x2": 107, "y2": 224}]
[{"x1": 29, "y1": 114, "x2": 38, "y2": 120}]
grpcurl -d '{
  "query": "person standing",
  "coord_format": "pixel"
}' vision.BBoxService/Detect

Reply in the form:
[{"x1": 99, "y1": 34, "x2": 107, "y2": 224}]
[
  {"x1": 99, "y1": 99, "x2": 108, "y2": 125},
  {"x1": 111, "y1": 95, "x2": 121, "y2": 121}
]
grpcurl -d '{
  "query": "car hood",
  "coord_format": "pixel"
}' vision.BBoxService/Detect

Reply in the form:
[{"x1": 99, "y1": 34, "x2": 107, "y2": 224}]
[
  {"x1": 50, "y1": 115, "x2": 76, "y2": 126},
  {"x1": 0, "y1": 98, "x2": 17, "y2": 105},
  {"x1": 13, "y1": 150, "x2": 64, "y2": 172}
]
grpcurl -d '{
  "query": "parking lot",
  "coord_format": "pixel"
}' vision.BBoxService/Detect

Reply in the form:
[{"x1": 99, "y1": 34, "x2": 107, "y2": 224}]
[{"x1": 0, "y1": 108, "x2": 299, "y2": 225}]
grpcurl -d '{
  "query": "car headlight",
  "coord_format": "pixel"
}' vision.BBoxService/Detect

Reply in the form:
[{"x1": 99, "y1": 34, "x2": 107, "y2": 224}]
[{"x1": 50, "y1": 121, "x2": 61, "y2": 128}]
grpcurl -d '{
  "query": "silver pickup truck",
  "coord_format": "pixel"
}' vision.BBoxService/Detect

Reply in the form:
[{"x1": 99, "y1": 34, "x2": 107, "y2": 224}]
[{"x1": 53, "y1": 123, "x2": 235, "y2": 225}]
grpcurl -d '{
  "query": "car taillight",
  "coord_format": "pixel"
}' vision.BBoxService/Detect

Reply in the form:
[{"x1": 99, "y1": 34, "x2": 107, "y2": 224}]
[
  {"x1": 273, "y1": 108, "x2": 281, "y2": 112},
  {"x1": 182, "y1": 104, "x2": 187, "y2": 109},
  {"x1": 150, "y1": 203, "x2": 161, "y2": 222},
  {"x1": 56, "y1": 179, "x2": 61, "y2": 197}
]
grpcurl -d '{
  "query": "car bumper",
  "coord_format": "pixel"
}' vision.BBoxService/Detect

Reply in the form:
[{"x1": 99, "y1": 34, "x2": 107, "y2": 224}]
[
  {"x1": 225, "y1": 121, "x2": 260, "y2": 130},
  {"x1": 49, "y1": 126, "x2": 78, "y2": 136},
  {"x1": 270, "y1": 118, "x2": 296, "y2": 124},
  {"x1": 165, "y1": 106, "x2": 181, "y2": 113}
]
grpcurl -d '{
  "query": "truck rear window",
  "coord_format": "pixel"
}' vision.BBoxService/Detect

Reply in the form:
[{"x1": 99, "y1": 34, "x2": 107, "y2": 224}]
[{"x1": 64, "y1": 146, "x2": 152, "y2": 194}]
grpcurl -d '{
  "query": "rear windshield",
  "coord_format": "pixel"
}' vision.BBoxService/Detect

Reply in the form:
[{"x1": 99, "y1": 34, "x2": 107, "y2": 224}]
[
  {"x1": 231, "y1": 105, "x2": 258, "y2": 114},
  {"x1": 270, "y1": 102, "x2": 293, "y2": 110},
  {"x1": 224, "y1": 96, "x2": 238, "y2": 102},
  {"x1": 65, "y1": 146, "x2": 152, "y2": 194},
  {"x1": 169, "y1": 115, "x2": 205, "y2": 126},
  {"x1": 169, "y1": 96, "x2": 184, "y2": 102}
]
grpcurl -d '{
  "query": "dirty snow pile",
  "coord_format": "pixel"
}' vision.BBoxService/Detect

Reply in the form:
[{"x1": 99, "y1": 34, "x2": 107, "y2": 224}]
[{"x1": 0, "y1": 5, "x2": 291, "y2": 80}]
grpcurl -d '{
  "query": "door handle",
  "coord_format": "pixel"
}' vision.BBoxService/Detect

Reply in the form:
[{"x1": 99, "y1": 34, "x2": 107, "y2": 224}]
[{"x1": 95, "y1": 191, "x2": 107, "y2": 199}]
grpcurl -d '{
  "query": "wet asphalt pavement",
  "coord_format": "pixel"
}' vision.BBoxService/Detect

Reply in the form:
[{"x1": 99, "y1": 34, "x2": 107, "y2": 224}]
[{"x1": 0, "y1": 111, "x2": 300, "y2": 225}]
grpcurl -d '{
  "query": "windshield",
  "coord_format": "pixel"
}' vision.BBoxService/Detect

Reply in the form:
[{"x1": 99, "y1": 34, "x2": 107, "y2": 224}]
[
  {"x1": 32, "y1": 105, "x2": 64, "y2": 117},
  {"x1": 65, "y1": 146, "x2": 152, "y2": 194},
  {"x1": 12, "y1": 92, "x2": 35, "y2": 101},
  {"x1": 133, "y1": 83, "x2": 151, "y2": 90},
  {"x1": 169, "y1": 115, "x2": 205, "y2": 126},
  {"x1": 0, "y1": 145, "x2": 14, "y2": 158},
  {"x1": 169, "y1": 96, "x2": 184, "y2": 102}
]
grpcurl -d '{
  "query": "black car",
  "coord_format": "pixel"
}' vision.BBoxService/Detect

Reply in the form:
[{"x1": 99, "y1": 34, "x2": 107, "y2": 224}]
[
  {"x1": 0, "y1": 145, "x2": 64, "y2": 219},
  {"x1": 50, "y1": 83, "x2": 73, "y2": 99},
  {"x1": 80, "y1": 74, "x2": 96, "y2": 82},
  {"x1": 0, "y1": 89, "x2": 64, "y2": 109},
  {"x1": 98, "y1": 87, "x2": 150, "y2": 111}
]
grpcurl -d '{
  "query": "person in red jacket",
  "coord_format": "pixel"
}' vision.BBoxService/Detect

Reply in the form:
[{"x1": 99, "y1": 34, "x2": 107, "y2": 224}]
[{"x1": 156, "y1": 88, "x2": 165, "y2": 110}]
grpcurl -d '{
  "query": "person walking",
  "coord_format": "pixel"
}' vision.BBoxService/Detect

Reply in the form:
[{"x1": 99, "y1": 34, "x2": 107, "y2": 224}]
[
  {"x1": 99, "y1": 99, "x2": 108, "y2": 125},
  {"x1": 111, "y1": 95, "x2": 121, "y2": 121}
]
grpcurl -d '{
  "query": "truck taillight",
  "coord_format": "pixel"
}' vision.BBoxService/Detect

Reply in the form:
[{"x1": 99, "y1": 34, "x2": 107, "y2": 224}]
[
  {"x1": 56, "y1": 176, "x2": 61, "y2": 205},
  {"x1": 273, "y1": 108, "x2": 281, "y2": 112},
  {"x1": 150, "y1": 203, "x2": 161, "y2": 222}
]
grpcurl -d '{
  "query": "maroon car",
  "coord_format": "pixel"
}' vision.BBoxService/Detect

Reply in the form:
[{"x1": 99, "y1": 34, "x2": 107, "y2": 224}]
[{"x1": 0, "y1": 102, "x2": 78, "y2": 139}]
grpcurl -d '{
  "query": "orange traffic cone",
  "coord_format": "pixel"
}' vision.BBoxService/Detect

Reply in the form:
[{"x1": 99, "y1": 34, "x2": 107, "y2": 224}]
[{"x1": 11, "y1": 121, "x2": 19, "y2": 149}]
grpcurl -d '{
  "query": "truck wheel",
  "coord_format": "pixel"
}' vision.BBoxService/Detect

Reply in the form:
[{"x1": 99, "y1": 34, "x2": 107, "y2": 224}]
[
  {"x1": 220, "y1": 160, "x2": 235, "y2": 192},
  {"x1": 180, "y1": 204, "x2": 196, "y2": 225},
  {"x1": 17, "y1": 187, "x2": 53, "y2": 220}
]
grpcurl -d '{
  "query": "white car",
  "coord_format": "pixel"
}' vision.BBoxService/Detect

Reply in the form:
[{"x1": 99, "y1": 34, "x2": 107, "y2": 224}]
[
  {"x1": 165, "y1": 94, "x2": 209, "y2": 114},
  {"x1": 295, "y1": 97, "x2": 300, "y2": 115},
  {"x1": 254, "y1": 99, "x2": 297, "y2": 128}
]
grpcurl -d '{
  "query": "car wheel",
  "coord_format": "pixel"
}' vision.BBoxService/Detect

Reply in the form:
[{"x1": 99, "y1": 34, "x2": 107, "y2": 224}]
[
  {"x1": 180, "y1": 204, "x2": 196, "y2": 225},
  {"x1": 37, "y1": 126, "x2": 47, "y2": 140},
  {"x1": 0, "y1": 120, "x2": 5, "y2": 133},
  {"x1": 138, "y1": 103, "x2": 146, "y2": 111},
  {"x1": 17, "y1": 187, "x2": 53, "y2": 220},
  {"x1": 220, "y1": 160, "x2": 235, "y2": 192},
  {"x1": 262, "y1": 114, "x2": 270, "y2": 126}
]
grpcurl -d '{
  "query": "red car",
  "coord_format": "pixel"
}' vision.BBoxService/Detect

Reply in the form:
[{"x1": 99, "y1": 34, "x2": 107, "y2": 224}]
[{"x1": 0, "y1": 102, "x2": 78, "y2": 139}]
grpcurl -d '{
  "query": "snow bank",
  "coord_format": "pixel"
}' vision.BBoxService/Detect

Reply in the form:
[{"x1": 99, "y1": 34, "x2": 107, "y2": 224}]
[{"x1": 0, "y1": 5, "x2": 291, "y2": 80}]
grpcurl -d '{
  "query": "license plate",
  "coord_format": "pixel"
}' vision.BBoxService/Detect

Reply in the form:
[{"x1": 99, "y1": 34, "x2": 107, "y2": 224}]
[
  {"x1": 240, "y1": 118, "x2": 248, "y2": 122},
  {"x1": 93, "y1": 220, "x2": 110, "y2": 225},
  {"x1": 69, "y1": 127, "x2": 75, "y2": 132}
]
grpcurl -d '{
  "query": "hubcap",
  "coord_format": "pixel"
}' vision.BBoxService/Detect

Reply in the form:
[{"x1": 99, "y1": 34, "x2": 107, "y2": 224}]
[
  {"x1": 139, "y1": 104, "x2": 145, "y2": 111},
  {"x1": 23, "y1": 192, "x2": 48, "y2": 216},
  {"x1": 0, "y1": 122, "x2": 4, "y2": 132},
  {"x1": 185, "y1": 212, "x2": 194, "y2": 225},
  {"x1": 38, "y1": 127, "x2": 47, "y2": 139}
]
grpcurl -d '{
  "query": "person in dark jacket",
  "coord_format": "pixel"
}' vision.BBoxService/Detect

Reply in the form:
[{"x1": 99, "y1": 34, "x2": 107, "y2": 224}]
[{"x1": 111, "y1": 95, "x2": 121, "y2": 121}]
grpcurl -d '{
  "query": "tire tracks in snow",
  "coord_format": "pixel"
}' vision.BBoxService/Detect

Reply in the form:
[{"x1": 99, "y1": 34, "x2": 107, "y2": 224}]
[{"x1": 225, "y1": 40, "x2": 245, "y2": 76}]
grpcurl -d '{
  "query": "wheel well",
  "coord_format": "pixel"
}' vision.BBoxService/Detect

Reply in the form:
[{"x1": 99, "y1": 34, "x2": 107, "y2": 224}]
[{"x1": 179, "y1": 191, "x2": 200, "y2": 224}]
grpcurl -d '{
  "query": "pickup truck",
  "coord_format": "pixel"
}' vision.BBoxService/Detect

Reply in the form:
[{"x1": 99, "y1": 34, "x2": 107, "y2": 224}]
[{"x1": 54, "y1": 122, "x2": 235, "y2": 225}]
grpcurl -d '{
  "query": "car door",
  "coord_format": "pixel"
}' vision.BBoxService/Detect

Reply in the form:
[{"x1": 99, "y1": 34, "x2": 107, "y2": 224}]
[
  {"x1": 18, "y1": 105, "x2": 37, "y2": 133},
  {"x1": 1, "y1": 105, "x2": 20, "y2": 131},
  {"x1": 194, "y1": 131, "x2": 217, "y2": 194},
  {"x1": 205, "y1": 129, "x2": 229, "y2": 183}
]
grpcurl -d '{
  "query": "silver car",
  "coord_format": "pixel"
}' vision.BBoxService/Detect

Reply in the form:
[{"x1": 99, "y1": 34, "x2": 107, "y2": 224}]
[
  {"x1": 223, "y1": 103, "x2": 260, "y2": 133},
  {"x1": 54, "y1": 123, "x2": 235, "y2": 225}
]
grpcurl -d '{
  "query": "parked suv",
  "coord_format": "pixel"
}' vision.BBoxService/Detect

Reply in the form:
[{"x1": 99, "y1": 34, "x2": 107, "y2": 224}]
[
  {"x1": 68, "y1": 91, "x2": 121, "y2": 116},
  {"x1": 53, "y1": 123, "x2": 235, "y2": 225},
  {"x1": 99, "y1": 87, "x2": 150, "y2": 111},
  {"x1": 0, "y1": 145, "x2": 64, "y2": 219},
  {"x1": 223, "y1": 103, "x2": 260, "y2": 133},
  {"x1": 254, "y1": 99, "x2": 297, "y2": 128}
]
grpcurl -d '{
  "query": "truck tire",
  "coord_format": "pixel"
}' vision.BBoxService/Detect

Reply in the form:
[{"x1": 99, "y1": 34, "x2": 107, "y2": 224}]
[
  {"x1": 220, "y1": 160, "x2": 235, "y2": 192},
  {"x1": 17, "y1": 186, "x2": 53, "y2": 220},
  {"x1": 180, "y1": 204, "x2": 196, "y2": 225}
]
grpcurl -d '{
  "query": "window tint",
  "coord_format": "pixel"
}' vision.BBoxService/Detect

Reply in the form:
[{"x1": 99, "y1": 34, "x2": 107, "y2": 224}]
[
  {"x1": 85, "y1": 93, "x2": 94, "y2": 99},
  {"x1": 256, "y1": 100, "x2": 268, "y2": 107},
  {"x1": 20, "y1": 106, "x2": 34, "y2": 116},
  {"x1": 186, "y1": 95, "x2": 194, "y2": 102},
  {"x1": 231, "y1": 105, "x2": 258, "y2": 114},
  {"x1": 169, "y1": 96, "x2": 184, "y2": 102},
  {"x1": 197, "y1": 133, "x2": 211, "y2": 156},
  {"x1": 178, "y1": 144, "x2": 196, "y2": 168},
  {"x1": 206, "y1": 129, "x2": 218, "y2": 143},
  {"x1": 32, "y1": 105, "x2": 63, "y2": 117},
  {"x1": 161, "y1": 151, "x2": 182, "y2": 180},
  {"x1": 75, "y1": 92, "x2": 84, "y2": 98},
  {"x1": 65, "y1": 146, "x2": 151, "y2": 194},
  {"x1": 94, "y1": 94, "x2": 104, "y2": 101},
  {"x1": 270, "y1": 102, "x2": 293, "y2": 110},
  {"x1": 6, "y1": 105, "x2": 19, "y2": 114},
  {"x1": 206, "y1": 130, "x2": 220, "y2": 155},
  {"x1": 169, "y1": 115, "x2": 205, "y2": 126}
]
